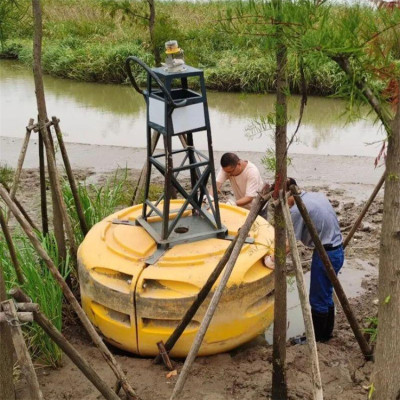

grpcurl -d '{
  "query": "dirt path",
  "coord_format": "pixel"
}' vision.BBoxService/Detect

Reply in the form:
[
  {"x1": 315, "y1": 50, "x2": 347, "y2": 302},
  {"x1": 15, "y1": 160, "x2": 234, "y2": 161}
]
[{"x1": 3, "y1": 153, "x2": 383, "y2": 399}]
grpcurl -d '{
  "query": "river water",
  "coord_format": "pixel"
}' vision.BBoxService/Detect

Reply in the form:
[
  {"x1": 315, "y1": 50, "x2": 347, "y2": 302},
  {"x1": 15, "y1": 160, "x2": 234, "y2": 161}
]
[{"x1": 0, "y1": 60, "x2": 386, "y2": 157}]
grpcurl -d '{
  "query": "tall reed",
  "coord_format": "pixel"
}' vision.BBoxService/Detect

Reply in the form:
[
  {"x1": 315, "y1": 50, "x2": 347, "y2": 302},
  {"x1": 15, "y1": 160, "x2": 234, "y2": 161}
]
[{"x1": 0, "y1": 230, "x2": 70, "y2": 367}]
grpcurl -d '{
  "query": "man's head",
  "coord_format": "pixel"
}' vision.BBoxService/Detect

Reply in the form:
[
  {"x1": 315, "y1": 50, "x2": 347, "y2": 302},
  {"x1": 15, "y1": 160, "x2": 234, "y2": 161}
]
[
  {"x1": 270, "y1": 177, "x2": 298, "y2": 206},
  {"x1": 220, "y1": 153, "x2": 243, "y2": 177},
  {"x1": 270, "y1": 177, "x2": 297, "y2": 192}
]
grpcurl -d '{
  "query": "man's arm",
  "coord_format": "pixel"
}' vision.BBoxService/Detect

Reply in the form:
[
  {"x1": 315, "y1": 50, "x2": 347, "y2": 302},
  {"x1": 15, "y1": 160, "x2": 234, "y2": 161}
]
[
  {"x1": 235, "y1": 195, "x2": 254, "y2": 207},
  {"x1": 210, "y1": 181, "x2": 223, "y2": 198}
]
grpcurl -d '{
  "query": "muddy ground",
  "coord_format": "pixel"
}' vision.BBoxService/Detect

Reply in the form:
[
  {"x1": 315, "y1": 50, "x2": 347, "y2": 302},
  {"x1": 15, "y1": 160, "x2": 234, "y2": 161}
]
[{"x1": 5, "y1": 163, "x2": 383, "y2": 400}]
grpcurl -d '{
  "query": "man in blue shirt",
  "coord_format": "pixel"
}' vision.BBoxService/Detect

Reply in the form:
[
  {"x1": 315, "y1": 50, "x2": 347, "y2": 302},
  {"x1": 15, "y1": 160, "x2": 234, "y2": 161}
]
[{"x1": 288, "y1": 178, "x2": 344, "y2": 342}]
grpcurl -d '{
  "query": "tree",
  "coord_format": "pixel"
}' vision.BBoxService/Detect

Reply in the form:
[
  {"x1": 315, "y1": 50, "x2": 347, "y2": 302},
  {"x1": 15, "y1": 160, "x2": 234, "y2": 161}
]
[
  {"x1": 372, "y1": 81, "x2": 400, "y2": 400},
  {"x1": 101, "y1": 0, "x2": 161, "y2": 66},
  {"x1": 223, "y1": 1, "x2": 400, "y2": 398},
  {"x1": 0, "y1": 0, "x2": 29, "y2": 53}
]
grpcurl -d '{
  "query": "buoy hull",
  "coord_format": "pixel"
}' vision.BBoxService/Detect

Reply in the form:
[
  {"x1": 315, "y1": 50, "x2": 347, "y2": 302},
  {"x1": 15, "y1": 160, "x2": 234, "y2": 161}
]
[{"x1": 78, "y1": 201, "x2": 275, "y2": 356}]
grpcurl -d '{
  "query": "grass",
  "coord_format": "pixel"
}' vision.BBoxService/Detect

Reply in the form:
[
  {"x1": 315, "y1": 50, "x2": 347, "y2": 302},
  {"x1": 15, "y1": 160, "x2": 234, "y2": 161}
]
[
  {"x1": 2, "y1": 0, "x2": 396, "y2": 95},
  {"x1": 62, "y1": 168, "x2": 164, "y2": 245},
  {"x1": 0, "y1": 229, "x2": 70, "y2": 367},
  {"x1": 0, "y1": 163, "x2": 14, "y2": 187},
  {"x1": 364, "y1": 316, "x2": 378, "y2": 345}
]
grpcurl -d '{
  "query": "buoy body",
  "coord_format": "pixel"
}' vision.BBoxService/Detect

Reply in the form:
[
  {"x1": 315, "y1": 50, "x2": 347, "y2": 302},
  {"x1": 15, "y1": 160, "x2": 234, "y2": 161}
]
[{"x1": 78, "y1": 200, "x2": 275, "y2": 357}]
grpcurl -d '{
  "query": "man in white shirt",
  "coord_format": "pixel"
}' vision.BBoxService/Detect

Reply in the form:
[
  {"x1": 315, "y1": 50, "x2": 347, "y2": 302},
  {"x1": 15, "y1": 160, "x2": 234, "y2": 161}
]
[{"x1": 213, "y1": 153, "x2": 264, "y2": 210}]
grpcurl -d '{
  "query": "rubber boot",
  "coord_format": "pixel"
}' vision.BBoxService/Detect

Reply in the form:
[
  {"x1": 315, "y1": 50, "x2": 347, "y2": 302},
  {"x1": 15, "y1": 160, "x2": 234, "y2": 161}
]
[
  {"x1": 323, "y1": 306, "x2": 335, "y2": 341},
  {"x1": 311, "y1": 309, "x2": 328, "y2": 342}
]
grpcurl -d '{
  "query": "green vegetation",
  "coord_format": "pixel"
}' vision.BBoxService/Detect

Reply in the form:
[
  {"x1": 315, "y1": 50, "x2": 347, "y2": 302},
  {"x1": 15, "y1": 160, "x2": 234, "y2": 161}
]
[
  {"x1": 62, "y1": 169, "x2": 130, "y2": 244},
  {"x1": 0, "y1": 229, "x2": 70, "y2": 367},
  {"x1": 0, "y1": 163, "x2": 15, "y2": 188},
  {"x1": 2, "y1": 0, "x2": 396, "y2": 95},
  {"x1": 364, "y1": 316, "x2": 378, "y2": 344},
  {"x1": 62, "y1": 169, "x2": 163, "y2": 244}
]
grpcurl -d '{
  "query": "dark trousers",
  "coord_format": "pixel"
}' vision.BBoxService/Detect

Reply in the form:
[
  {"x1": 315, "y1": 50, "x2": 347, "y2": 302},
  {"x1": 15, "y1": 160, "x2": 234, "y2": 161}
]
[{"x1": 309, "y1": 246, "x2": 344, "y2": 314}]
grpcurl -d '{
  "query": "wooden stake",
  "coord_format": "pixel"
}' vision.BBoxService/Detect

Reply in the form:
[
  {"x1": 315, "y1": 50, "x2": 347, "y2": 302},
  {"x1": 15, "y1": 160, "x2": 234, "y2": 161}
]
[
  {"x1": 170, "y1": 191, "x2": 271, "y2": 400},
  {"x1": 0, "y1": 185, "x2": 138, "y2": 400},
  {"x1": 2, "y1": 182, "x2": 40, "y2": 232},
  {"x1": 45, "y1": 122, "x2": 67, "y2": 260},
  {"x1": 52, "y1": 116, "x2": 88, "y2": 236},
  {"x1": 280, "y1": 192, "x2": 323, "y2": 400},
  {"x1": 10, "y1": 288, "x2": 121, "y2": 400},
  {"x1": 343, "y1": 170, "x2": 386, "y2": 249},
  {"x1": 5, "y1": 119, "x2": 33, "y2": 223},
  {"x1": 290, "y1": 185, "x2": 373, "y2": 360},
  {"x1": 1, "y1": 299, "x2": 43, "y2": 400},
  {"x1": 0, "y1": 209, "x2": 25, "y2": 284},
  {"x1": 38, "y1": 131, "x2": 48, "y2": 235},
  {"x1": 153, "y1": 234, "x2": 239, "y2": 365},
  {"x1": 0, "y1": 312, "x2": 33, "y2": 323},
  {"x1": 132, "y1": 130, "x2": 160, "y2": 205}
]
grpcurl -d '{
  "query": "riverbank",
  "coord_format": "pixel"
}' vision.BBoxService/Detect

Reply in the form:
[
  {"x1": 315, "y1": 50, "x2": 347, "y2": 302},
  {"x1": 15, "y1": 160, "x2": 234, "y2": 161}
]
[
  {"x1": 0, "y1": 136, "x2": 385, "y2": 202},
  {"x1": 7, "y1": 151, "x2": 382, "y2": 400},
  {"x1": 1, "y1": 0, "x2": 379, "y2": 94}
]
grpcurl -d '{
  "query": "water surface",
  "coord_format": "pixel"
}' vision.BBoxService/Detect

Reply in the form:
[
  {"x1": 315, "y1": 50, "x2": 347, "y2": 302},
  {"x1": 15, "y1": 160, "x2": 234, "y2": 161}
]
[{"x1": 0, "y1": 60, "x2": 385, "y2": 157}]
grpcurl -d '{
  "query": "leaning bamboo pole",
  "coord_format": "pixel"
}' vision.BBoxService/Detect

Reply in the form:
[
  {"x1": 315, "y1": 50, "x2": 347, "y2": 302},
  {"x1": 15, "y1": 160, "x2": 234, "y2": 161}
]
[
  {"x1": 10, "y1": 288, "x2": 120, "y2": 400},
  {"x1": 2, "y1": 300, "x2": 43, "y2": 400},
  {"x1": 52, "y1": 116, "x2": 88, "y2": 236},
  {"x1": 5, "y1": 119, "x2": 33, "y2": 223},
  {"x1": 290, "y1": 185, "x2": 373, "y2": 360},
  {"x1": 0, "y1": 185, "x2": 139, "y2": 400},
  {"x1": 343, "y1": 170, "x2": 386, "y2": 249},
  {"x1": 280, "y1": 191, "x2": 323, "y2": 400},
  {"x1": 170, "y1": 190, "x2": 271, "y2": 400},
  {"x1": 153, "y1": 234, "x2": 239, "y2": 365},
  {"x1": 2, "y1": 182, "x2": 40, "y2": 232},
  {"x1": 0, "y1": 209, "x2": 24, "y2": 284}
]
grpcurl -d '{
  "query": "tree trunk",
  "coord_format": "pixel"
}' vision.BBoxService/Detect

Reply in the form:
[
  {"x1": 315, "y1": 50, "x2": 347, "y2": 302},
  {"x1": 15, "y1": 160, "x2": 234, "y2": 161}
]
[
  {"x1": 271, "y1": 0, "x2": 288, "y2": 397},
  {"x1": 148, "y1": 0, "x2": 161, "y2": 67},
  {"x1": 372, "y1": 85, "x2": 400, "y2": 400},
  {"x1": 32, "y1": 0, "x2": 66, "y2": 258},
  {"x1": 0, "y1": 259, "x2": 16, "y2": 400}
]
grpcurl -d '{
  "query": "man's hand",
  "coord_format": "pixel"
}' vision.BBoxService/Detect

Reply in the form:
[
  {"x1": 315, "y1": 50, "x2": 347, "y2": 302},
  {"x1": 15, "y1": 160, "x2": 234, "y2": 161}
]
[
  {"x1": 263, "y1": 255, "x2": 275, "y2": 270},
  {"x1": 226, "y1": 198, "x2": 236, "y2": 206}
]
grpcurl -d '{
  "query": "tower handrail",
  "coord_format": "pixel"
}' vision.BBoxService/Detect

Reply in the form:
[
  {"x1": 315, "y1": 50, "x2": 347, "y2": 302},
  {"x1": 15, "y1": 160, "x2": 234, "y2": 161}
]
[{"x1": 125, "y1": 56, "x2": 187, "y2": 108}]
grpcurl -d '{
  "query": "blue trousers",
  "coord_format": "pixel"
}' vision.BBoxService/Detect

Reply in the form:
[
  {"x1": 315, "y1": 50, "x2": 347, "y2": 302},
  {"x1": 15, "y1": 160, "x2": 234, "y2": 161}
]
[{"x1": 309, "y1": 246, "x2": 344, "y2": 314}]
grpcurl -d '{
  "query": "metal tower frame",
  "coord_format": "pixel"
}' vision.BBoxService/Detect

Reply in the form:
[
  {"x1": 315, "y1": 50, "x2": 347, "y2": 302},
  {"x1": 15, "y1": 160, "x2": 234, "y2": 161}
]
[{"x1": 126, "y1": 57, "x2": 227, "y2": 252}]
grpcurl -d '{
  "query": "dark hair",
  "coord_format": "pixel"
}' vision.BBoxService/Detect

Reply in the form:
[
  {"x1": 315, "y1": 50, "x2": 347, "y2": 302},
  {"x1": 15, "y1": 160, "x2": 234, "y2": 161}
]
[
  {"x1": 220, "y1": 153, "x2": 239, "y2": 168},
  {"x1": 270, "y1": 177, "x2": 298, "y2": 192}
]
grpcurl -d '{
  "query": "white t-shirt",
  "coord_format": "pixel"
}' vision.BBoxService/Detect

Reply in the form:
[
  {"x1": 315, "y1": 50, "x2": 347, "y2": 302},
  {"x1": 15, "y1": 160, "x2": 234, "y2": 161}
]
[{"x1": 216, "y1": 161, "x2": 264, "y2": 210}]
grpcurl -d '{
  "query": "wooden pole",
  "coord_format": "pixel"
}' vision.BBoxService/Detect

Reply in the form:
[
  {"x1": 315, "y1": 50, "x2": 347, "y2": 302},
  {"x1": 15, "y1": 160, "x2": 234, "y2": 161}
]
[
  {"x1": 1, "y1": 299, "x2": 43, "y2": 400},
  {"x1": 0, "y1": 209, "x2": 25, "y2": 284},
  {"x1": 0, "y1": 185, "x2": 139, "y2": 400},
  {"x1": 0, "y1": 312, "x2": 34, "y2": 323},
  {"x1": 290, "y1": 185, "x2": 373, "y2": 360},
  {"x1": 132, "y1": 130, "x2": 160, "y2": 205},
  {"x1": 343, "y1": 170, "x2": 386, "y2": 249},
  {"x1": 10, "y1": 288, "x2": 121, "y2": 400},
  {"x1": 5, "y1": 119, "x2": 33, "y2": 223},
  {"x1": 52, "y1": 116, "x2": 88, "y2": 236},
  {"x1": 46, "y1": 123, "x2": 68, "y2": 259},
  {"x1": 170, "y1": 191, "x2": 271, "y2": 400},
  {"x1": 280, "y1": 192, "x2": 323, "y2": 400},
  {"x1": 154, "y1": 234, "x2": 239, "y2": 365},
  {"x1": 2, "y1": 182, "x2": 40, "y2": 232},
  {"x1": 0, "y1": 254, "x2": 16, "y2": 400},
  {"x1": 38, "y1": 132, "x2": 48, "y2": 235},
  {"x1": 272, "y1": 0, "x2": 289, "y2": 396},
  {"x1": 32, "y1": 0, "x2": 65, "y2": 251}
]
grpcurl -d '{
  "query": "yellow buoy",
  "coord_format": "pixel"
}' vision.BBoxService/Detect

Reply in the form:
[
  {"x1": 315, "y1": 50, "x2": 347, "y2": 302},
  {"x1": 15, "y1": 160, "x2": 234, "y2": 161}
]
[{"x1": 78, "y1": 200, "x2": 274, "y2": 357}]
